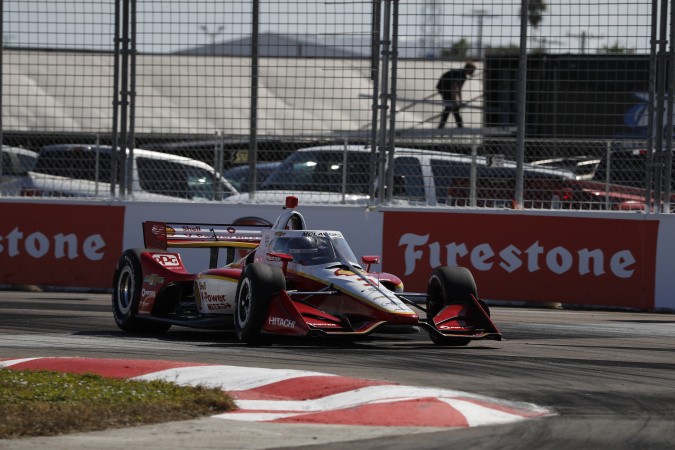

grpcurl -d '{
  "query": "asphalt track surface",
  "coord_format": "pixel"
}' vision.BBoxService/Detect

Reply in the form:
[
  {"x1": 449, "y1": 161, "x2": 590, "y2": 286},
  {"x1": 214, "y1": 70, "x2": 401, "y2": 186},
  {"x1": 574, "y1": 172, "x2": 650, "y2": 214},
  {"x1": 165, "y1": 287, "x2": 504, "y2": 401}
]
[{"x1": 1, "y1": 290, "x2": 675, "y2": 449}]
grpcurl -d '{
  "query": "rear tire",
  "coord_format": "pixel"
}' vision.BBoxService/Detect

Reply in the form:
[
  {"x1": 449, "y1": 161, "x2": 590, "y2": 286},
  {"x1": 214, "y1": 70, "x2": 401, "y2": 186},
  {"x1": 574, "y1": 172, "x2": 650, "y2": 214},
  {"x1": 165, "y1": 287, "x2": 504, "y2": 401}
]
[
  {"x1": 234, "y1": 264, "x2": 286, "y2": 344},
  {"x1": 112, "y1": 249, "x2": 171, "y2": 333},
  {"x1": 426, "y1": 266, "x2": 477, "y2": 346}
]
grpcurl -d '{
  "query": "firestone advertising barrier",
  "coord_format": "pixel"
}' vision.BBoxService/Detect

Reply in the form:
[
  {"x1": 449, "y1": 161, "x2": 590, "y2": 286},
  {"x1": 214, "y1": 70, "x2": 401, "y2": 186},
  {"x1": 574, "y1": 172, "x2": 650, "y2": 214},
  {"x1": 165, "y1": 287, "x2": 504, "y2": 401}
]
[
  {"x1": 1, "y1": 200, "x2": 673, "y2": 312},
  {"x1": 382, "y1": 211, "x2": 659, "y2": 310},
  {"x1": 0, "y1": 203, "x2": 125, "y2": 288}
]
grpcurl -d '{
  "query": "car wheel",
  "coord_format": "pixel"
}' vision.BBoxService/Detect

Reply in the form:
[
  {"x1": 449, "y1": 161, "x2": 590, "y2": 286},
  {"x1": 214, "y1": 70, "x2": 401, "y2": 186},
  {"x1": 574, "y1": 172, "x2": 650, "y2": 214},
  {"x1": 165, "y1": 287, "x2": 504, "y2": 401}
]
[
  {"x1": 112, "y1": 249, "x2": 171, "y2": 333},
  {"x1": 426, "y1": 266, "x2": 477, "y2": 346},
  {"x1": 234, "y1": 263, "x2": 285, "y2": 344}
]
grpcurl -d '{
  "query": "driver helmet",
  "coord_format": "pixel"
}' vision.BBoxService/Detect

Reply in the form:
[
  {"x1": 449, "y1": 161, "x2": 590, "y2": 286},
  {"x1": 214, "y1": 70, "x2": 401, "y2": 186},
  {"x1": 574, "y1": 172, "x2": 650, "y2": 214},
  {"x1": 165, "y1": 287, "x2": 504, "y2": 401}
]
[{"x1": 287, "y1": 236, "x2": 319, "y2": 262}]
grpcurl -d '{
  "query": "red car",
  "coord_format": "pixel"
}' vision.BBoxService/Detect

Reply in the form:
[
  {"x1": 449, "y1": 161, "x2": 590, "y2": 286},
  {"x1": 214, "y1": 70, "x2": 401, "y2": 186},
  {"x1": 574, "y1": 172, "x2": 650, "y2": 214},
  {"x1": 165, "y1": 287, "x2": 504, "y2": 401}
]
[{"x1": 112, "y1": 197, "x2": 500, "y2": 346}]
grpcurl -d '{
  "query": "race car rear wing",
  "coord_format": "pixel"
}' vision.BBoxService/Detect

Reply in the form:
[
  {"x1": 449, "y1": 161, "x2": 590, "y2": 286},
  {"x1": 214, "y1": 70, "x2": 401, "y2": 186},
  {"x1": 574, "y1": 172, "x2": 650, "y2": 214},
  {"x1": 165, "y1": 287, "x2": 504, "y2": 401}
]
[{"x1": 143, "y1": 221, "x2": 269, "y2": 267}]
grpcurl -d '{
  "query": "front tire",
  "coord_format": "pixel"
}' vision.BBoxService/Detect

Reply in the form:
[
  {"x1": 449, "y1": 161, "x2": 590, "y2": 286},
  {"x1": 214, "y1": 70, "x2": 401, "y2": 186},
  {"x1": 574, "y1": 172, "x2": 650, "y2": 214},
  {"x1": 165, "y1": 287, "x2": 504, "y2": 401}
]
[
  {"x1": 112, "y1": 249, "x2": 171, "y2": 333},
  {"x1": 234, "y1": 264, "x2": 286, "y2": 344},
  {"x1": 426, "y1": 266, "x2": 477, "y2": 346}
]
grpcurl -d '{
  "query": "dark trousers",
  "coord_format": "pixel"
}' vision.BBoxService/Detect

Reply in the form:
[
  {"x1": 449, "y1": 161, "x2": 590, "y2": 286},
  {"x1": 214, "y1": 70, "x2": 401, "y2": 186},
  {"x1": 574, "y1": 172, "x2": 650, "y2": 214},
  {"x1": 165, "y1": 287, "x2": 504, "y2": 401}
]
[{"x1": 438, "y1": 101, "x2": 463, "y2": 129}]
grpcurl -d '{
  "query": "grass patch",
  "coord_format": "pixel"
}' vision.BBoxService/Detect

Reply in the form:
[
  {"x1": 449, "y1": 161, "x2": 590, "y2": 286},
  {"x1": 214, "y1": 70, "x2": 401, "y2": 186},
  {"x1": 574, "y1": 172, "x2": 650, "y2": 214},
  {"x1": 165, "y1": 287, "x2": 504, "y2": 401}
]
[{"x1": 0, "y1": 367, "x2": 236, "y2": 439}]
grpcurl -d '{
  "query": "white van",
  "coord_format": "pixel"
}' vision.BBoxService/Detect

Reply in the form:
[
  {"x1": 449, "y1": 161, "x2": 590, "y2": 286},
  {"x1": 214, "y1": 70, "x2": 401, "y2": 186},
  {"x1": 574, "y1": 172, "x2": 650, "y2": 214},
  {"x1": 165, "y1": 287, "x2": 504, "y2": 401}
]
[
  {"x1": 224, "y1": 145, "x2": 574, "y2": 206},
  {"x1": 23, "y1": 145, "x2": 237, "y2": 201}
]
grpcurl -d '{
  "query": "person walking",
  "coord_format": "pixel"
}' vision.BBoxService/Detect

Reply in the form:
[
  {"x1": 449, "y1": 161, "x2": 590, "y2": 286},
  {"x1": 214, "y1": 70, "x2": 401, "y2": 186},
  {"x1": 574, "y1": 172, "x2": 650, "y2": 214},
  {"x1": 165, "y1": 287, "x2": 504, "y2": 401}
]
[{"x1": 436, "y1": 61, "x2": 476, "y2": 129}]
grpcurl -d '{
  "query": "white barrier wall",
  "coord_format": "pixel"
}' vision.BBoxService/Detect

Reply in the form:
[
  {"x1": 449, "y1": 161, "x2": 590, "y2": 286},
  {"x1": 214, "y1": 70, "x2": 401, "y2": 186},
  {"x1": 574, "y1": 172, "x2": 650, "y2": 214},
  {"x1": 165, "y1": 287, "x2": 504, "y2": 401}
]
[{"x1": 2, "y1": 199, "x2": 673, "y2": 312}]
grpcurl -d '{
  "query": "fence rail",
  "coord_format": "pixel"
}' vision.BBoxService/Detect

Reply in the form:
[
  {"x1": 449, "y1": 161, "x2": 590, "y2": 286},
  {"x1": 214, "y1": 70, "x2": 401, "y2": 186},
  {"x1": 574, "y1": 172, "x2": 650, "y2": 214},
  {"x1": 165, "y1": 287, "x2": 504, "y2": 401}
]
[{"x1": 1, "y1": 0, "x2": 673, "y2": 211}]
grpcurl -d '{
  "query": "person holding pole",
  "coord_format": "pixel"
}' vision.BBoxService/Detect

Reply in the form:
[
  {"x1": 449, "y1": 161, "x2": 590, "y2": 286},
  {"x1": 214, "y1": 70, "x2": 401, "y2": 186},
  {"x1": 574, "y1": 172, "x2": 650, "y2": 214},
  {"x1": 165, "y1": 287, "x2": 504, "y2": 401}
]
[{"x1": 436, "y1": 61, "x2": 477, "y2": 129}]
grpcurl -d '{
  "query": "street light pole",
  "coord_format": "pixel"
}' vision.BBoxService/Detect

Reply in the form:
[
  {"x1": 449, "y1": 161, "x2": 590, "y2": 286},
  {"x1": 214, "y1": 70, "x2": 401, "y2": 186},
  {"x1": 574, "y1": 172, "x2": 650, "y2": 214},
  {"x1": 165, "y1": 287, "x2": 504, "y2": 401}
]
[
  {"x1": 566, "y1": 30, "x2": 603, "y2": 54},
  {"x1": 200, "y1": 25, "x2": 224, "y2": 55},
  {"x1": 463, "y1": 9, "x2": 499, "y2": 60}
]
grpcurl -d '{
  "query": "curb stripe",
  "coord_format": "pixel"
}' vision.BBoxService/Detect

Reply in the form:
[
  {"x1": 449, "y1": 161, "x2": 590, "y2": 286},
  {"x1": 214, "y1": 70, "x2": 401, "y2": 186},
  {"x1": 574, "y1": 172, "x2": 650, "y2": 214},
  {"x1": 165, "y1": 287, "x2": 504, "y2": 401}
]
[
  {"x1": 133, "y1": 365, "x2": 337, "y2": 391},
  {"x1": 0, "y1": 357, "x2": 211, "y2": 378},
  {"x1": 1, "y1": 357, "x2": 554, "y2": 428},
  {"x1": 232, "y1": 376, "x2": 392, "y2": 401}
]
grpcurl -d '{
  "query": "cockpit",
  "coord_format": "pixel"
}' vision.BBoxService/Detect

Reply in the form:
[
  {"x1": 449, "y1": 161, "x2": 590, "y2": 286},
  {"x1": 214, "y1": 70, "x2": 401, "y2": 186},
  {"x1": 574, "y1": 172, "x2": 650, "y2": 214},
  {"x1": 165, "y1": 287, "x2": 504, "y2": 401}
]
[{"x1": 269, "y1": 234, "x2": 359, "y2": 267}]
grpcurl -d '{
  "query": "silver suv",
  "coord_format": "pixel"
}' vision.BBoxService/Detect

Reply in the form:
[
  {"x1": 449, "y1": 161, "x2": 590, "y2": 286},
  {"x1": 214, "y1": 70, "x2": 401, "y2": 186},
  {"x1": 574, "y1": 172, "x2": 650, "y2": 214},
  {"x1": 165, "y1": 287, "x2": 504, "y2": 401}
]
[{"x1": 24, "y1": 144, "x2": 237, "y2": 201}]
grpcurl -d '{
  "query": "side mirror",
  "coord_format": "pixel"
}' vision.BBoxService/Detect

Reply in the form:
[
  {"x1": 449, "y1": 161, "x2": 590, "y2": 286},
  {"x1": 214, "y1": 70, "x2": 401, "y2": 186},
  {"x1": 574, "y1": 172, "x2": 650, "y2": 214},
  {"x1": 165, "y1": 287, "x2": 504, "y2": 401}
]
[
  {"x1": 361, "y1": 255, "x2": 381, "y2": 272},
  {"x1": 266, "y1": 252, "x2": 293, "y2": 274}
]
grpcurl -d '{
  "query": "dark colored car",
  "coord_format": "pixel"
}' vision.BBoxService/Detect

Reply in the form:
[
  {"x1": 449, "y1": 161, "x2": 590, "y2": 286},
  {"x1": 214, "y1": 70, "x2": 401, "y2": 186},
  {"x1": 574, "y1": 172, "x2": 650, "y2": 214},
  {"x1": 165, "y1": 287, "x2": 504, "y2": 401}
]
[{"x1": 223, "y1": 162, "x2": 281, "y2": 192}]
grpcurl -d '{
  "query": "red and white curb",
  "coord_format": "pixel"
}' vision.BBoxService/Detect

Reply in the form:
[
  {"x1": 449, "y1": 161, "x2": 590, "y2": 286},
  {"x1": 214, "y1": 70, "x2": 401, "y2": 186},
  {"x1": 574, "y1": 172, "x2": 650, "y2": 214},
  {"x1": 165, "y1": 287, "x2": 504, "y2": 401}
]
[{"x1": 1, "y1": 357, "x2": 554, "y2": 428}]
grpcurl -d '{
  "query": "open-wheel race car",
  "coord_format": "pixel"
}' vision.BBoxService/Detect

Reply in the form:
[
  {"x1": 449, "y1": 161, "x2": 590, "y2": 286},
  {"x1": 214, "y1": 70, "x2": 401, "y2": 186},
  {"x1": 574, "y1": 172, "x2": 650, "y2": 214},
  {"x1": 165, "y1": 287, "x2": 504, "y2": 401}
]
[{"x1": 112, "y1": 197, "x2": 501, "y2": 346}]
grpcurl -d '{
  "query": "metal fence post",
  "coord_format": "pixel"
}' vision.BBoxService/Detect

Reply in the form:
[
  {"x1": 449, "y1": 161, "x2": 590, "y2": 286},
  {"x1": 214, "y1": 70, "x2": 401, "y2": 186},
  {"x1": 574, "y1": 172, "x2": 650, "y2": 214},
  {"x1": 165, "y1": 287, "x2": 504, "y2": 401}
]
[
  {"x1": 384, "y1": 0, "x2": 400, "y2": 204},
  {"x1": 214, "y1": 131, "x2": 224, "y2": 201},
  {"x1": 515, "y1": 0, "x2": 529, "y2": 207},
  {"x1": 470, "y1": 136, "x2": 478, "y2": 207},
  {"x1": 369, "y1": 0, "x2": 382, "y2": 205},
  {"x1": 118, "y1": 0, "x2": 130, "y2": 198},
  {"x1": 126, "y1": 0, "x2": 137, "y2": 197},
  {"x1": 0, "y1": 0, "x2": 4, "y2": 190},
  {"x1": 664, "y1": 0, "x2": 675, "y2": 213},
  {"x1": 605, "y1": 141, "x2": 611, "y2": 210},
  {"x1": 652, "y1": 0, "x2": 671, "y2": 212},
  {"x1": 248, "y1": 0, "x2": 260, "y2": 202},
  {"x1": 378, "y1": 1, "x2": 392, "y2": 205},
  {"x1": 111, "y1": 0, "x2": 121, "y2": 199}
]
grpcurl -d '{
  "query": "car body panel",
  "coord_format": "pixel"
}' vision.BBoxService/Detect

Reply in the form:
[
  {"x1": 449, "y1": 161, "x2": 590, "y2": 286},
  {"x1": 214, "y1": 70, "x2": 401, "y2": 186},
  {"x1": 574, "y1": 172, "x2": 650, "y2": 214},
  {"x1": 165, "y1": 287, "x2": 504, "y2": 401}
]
[{"x1": 1, "y1": 146, "x2": 38, "y2": 196}]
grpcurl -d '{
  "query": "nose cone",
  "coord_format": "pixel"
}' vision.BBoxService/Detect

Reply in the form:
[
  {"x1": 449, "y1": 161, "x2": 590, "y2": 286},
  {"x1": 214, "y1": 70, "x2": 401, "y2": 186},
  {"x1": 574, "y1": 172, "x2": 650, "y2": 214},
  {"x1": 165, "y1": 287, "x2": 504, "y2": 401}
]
[{"x1": 389, "y1": 312, "x2": 420, "y2": 324}]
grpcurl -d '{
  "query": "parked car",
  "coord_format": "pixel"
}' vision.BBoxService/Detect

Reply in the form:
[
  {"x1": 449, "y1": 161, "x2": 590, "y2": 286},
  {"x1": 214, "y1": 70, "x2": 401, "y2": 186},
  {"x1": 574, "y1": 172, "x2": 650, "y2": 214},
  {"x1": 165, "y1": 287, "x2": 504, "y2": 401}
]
[
  {"x1": 224, "y1": 145, "x2": 575, "y2": 206},
  {"x1": 23, "y1": 145, "x2": 238, "y2": 201},
  {"x1": 530, "y1": 156, "x2": 601, "y2": 180},
  {"x1": 223, "y1": 162, "x2": 281, "y2": 192},
  {"x1": 591, "y1": 146, "x2": 675, "y2": 190},
  {"x1": 1, "y1": 146, "x2": 38, "y2": 196},
  {"x1": 448, "y1": 165, "x2": 665, "y2": 211}
]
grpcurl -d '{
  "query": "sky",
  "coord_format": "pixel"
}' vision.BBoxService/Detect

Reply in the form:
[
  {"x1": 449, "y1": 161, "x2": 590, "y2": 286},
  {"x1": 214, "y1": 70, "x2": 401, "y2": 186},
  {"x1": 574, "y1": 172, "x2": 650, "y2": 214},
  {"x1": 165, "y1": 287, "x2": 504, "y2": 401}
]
[{"x1": 2, "y1": 0, "x2": 655, "y2": 56}]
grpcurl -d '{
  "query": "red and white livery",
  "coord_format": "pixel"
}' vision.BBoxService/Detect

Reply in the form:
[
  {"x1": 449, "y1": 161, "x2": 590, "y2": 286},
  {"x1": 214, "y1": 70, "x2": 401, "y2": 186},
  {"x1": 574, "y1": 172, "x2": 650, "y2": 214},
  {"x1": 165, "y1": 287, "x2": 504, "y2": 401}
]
[{"x1": 112, "y1": 197, "x2": 501, "y2": 345}]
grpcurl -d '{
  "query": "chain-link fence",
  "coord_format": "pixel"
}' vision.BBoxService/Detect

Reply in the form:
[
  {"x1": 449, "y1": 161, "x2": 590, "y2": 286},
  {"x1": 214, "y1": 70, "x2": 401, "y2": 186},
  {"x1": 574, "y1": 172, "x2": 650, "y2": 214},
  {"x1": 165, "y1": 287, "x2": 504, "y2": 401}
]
[{"x1": 1, "y1": 0, "x2": 673, "y2": 211}]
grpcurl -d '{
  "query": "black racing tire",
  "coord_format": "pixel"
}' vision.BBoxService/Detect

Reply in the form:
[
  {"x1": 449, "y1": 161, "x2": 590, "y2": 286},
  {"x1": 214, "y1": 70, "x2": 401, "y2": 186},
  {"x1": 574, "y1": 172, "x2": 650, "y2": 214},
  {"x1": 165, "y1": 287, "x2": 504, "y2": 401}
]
[
  {"x1": 234, "y1": 263, "x2": 286, "y2": 344},
  {"x1": 245, "y1": 250, "x2": 256, "y2": 265},
  {"x1": 112, "y1": 249, "x2": 171, "y2": 333},
  {"x1": 426, "y1": 266, "x2": 477, "y2": 346}
]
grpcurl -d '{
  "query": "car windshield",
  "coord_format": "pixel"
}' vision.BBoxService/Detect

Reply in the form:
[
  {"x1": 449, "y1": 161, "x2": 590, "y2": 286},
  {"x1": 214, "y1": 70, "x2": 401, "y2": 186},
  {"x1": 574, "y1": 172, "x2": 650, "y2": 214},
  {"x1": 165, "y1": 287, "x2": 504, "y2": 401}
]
[
  {"x1": 261, "y1": 151, "x2": 370, "y2": 194},
  {"x1": 32, "y1": 148, "x2": 114, "y2": 182},
  {"x1": 270, "y1": 234, "x2": 359, "y2": 267}
]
